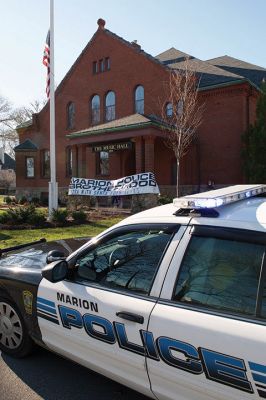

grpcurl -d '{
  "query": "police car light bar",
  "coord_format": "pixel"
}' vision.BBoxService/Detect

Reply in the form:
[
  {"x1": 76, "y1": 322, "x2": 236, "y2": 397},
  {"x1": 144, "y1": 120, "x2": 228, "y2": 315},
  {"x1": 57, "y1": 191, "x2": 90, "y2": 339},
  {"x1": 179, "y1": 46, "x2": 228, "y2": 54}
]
[{"x1": 173, "y1": 184, "x2": 266, "y2": 209}]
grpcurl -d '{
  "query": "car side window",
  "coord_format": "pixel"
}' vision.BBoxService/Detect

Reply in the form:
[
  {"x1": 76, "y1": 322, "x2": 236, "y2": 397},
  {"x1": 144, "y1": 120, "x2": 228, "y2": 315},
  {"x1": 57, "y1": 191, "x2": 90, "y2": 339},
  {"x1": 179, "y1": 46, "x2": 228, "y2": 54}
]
[
  {"x1": 173, "y1": 235, "x2": 265, "y2": 317},
  {"x1": 75, "y1": 228, "x2": 173, "y2": 295}
]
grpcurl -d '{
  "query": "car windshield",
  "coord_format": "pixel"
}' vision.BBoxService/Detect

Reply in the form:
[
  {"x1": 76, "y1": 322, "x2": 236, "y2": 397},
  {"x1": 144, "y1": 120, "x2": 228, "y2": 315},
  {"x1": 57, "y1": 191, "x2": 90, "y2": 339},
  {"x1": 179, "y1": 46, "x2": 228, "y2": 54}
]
[{"x1": 0, "y1": 248, "x2": 47, "y2": 269}]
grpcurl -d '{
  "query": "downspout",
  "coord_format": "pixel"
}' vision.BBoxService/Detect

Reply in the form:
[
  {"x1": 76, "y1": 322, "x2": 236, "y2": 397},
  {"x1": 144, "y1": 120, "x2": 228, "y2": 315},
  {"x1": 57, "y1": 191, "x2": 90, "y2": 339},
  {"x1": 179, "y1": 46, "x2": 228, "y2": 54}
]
[
  {"x1": 246, "y1": 88, "x2": 251, "y2": 130},
  {"x1": 196, "y1": 136, "x2": 201, "y2": 192},
  {"x1": 243, "y1": 88, "x2": 252, "y2": 183}
]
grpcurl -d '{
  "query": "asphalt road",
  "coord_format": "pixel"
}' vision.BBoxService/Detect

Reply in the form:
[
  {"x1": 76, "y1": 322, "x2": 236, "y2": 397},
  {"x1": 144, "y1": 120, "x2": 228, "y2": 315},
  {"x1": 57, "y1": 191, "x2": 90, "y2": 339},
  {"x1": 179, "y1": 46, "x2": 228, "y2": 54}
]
[{"x1": 0, "y1": 347, "x2": 150, "y2": 400}]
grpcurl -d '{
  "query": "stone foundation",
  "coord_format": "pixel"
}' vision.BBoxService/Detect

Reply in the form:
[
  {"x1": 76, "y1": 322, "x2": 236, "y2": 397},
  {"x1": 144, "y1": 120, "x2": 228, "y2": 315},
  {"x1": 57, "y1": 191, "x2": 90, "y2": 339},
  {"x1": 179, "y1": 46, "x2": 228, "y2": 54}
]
[
  {"x1": 16, "y1": 184, "x2": 228, "y2": 211},
  {"x1": 131, "y1": 194, "x2": 159, "y2": 214}
]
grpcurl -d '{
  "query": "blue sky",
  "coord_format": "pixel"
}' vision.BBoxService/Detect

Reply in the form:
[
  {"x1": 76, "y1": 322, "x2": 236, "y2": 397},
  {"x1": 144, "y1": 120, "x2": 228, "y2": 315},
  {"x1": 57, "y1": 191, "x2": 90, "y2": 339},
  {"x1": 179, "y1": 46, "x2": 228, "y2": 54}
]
[{"x1": 1, "y1": 0, "x2": 266, "y2": 107}]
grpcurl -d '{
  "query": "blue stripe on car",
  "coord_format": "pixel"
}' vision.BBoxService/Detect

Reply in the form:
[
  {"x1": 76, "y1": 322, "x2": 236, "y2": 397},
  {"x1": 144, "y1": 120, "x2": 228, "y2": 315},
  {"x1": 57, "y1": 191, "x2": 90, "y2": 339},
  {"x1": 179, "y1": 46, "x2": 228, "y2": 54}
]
[
  {"x1": 37, "y1": 307, "x2": 57, "y2": 319},
  {"x1": 37, "y1": 311, "x2": 59, "y2": 325},
  {"x1": 257, "y1": 389, "x2": 266, "y2": 399},
  {"x1": 249, "y1": 362, "x2": 266, "y2": 375},
  {"x1": 251, "y1": 373, "x2": 266, "y2": 385},
  {"x1": 37, "y1": 302, "x2": 57, "y2": 314},
  {"x1": 37, "y1": 297, "x2": 56, "y2": 308}
]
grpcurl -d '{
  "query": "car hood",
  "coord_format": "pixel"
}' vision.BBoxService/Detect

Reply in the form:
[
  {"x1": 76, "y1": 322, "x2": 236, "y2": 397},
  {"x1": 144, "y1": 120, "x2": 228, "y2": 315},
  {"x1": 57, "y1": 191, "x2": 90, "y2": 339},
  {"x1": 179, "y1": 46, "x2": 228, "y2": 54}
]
[{"x1": 0, "y1": 238, "x2": 90, "y2": 271}]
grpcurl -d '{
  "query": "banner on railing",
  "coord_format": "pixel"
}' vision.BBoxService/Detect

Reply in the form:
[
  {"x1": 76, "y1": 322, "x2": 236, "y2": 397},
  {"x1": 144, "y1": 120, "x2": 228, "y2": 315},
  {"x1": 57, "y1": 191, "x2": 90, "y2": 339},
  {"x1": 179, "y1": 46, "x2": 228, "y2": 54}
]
[{"x1": 68, "y1": 172, "x2": 160, "y2": 196}]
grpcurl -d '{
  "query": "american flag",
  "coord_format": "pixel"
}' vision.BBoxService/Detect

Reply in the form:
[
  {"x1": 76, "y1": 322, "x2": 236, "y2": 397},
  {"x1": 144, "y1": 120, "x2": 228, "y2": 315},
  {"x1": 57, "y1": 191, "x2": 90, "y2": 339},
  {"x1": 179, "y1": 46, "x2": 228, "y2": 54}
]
[{"x1": 43, "y1": 30, "x2": 50, "y2": 98}]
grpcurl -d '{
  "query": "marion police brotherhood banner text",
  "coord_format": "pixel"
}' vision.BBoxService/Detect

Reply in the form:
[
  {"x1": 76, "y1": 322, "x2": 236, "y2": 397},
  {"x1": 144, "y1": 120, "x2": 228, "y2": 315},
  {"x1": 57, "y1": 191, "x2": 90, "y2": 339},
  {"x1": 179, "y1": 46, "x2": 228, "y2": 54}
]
[{"x1": 68, "y1": 172, "x2": 160, "y2": 196}]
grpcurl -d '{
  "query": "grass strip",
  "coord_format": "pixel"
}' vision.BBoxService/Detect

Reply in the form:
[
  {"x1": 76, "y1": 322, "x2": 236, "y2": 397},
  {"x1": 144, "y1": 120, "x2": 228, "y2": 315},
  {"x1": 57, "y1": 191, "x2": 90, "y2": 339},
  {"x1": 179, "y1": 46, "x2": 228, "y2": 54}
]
[{"x1": 0, "y1": 217, "x2": 123, "y2": 248}]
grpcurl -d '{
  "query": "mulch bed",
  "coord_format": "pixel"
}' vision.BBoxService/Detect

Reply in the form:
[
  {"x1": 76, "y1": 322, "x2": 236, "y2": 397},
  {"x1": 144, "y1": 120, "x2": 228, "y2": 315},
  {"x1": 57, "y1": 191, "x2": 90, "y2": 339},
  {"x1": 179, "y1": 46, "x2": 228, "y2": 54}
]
[{"x1": 0, "y1": 208, "x2": 130, "y2": 230}]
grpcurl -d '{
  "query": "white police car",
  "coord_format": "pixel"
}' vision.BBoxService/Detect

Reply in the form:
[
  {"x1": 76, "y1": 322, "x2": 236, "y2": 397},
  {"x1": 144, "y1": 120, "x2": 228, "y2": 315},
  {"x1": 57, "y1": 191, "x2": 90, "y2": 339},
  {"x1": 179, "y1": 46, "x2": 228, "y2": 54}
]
[{"x1": 1, "y1": 184, "x2": 266, "y2": 400}]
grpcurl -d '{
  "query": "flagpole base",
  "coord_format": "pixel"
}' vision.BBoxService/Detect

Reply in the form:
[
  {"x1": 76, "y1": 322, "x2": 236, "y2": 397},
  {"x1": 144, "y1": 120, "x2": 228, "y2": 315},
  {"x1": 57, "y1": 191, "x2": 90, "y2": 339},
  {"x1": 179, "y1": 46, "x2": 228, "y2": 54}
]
[{"x1": 48, "y1": 181, "x2": 58, "y2": 219}]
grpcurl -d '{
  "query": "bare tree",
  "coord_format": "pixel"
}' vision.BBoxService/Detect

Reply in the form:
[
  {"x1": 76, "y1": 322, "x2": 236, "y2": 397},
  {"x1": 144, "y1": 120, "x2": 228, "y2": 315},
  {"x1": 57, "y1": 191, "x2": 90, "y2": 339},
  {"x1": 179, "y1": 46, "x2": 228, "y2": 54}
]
[
  {"x1": 0, "y1": 169, "x2": 16, "y2": 194},
  {"x1": 0, "y1": 96, "x2": 46, "y2": 157},
  {"x1": 15, "y1": 99, "x2": 46, "y2": 125},
  {"x1": 161, "y1": 60, "x2": 204, "y2": 197},
  {"x1": 0, "y1": 96, "x2": 16, "y2": 127},
  {"x1": 0, "y1": 95, "x2": 18, "y2": 155}
]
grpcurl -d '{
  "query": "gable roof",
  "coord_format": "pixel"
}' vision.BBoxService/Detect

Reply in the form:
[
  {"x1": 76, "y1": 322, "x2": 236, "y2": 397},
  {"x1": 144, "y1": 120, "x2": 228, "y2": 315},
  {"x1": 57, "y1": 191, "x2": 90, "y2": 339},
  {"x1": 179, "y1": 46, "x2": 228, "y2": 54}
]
[
  {"x1": 171, "y1": 58, "x2": 243, "y2": 88},
  {"x1": 1, "y1": 153, "x2": 16, "y2": 170},
  {"x1": 54, "y1": 23, "x2": 167, "y2": 100},
  {"x1": 156, "y1": 47, "x2": 194, "y2": 64},
  {"x1": 14, "y1": 139, "x2": 38, "y2": 152},
  {"x1": 37, "y1": 22, "x2": 266, "y2": 124},
  {"x1": 66, "y1": 114, "x2": 162, "y2": 139},
  {"x1": 207, "y1": 55, "x2": 266, "y2": 89},
  {"x1": 104, "y1": 29, "x2": 165, "y2": 68},
  {"x1": 25, "y1": 23, "x2": 266, "y2": 134},
  {"x1": 156, "y1": 47, "x2": 244, "y2": 89},
  {"x1": 16, "y1": 119, "x2": 33, "y2": 130}
]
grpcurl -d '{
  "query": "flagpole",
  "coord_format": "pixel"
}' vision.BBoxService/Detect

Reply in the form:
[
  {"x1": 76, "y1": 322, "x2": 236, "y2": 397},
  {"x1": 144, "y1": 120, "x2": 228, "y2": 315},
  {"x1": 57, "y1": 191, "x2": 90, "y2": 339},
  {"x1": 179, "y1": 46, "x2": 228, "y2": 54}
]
[{"x1": 49, "y1": 0, "x2": 58, "y2": 217}]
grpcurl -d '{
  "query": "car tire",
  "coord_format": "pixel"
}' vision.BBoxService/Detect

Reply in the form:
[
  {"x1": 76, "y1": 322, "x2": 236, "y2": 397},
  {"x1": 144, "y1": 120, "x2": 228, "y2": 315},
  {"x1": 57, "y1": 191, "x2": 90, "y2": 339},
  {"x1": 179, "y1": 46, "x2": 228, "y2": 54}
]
[{"x1": 0, "y1": 297, "x2": 33, "y2": 358}]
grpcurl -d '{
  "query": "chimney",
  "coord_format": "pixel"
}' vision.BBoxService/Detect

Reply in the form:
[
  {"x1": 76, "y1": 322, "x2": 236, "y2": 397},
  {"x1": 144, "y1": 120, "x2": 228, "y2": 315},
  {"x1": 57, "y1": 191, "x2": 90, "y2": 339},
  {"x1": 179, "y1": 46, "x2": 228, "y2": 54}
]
[
  {"x1": 97, "y1": 18, "x2": 106, "y2": 30},
  {"x1": 131, "y1": 40, "x2": 141, "y2": 50},
  {"x1": 32, "y1": 113, "x2": 39, "y2": 130}
]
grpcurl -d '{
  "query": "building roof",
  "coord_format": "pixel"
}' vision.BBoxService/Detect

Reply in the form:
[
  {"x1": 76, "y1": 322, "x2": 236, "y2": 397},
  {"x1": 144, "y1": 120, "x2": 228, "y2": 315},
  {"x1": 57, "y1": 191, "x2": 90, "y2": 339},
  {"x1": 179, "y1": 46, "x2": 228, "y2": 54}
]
[
  {"x1": 172, "y1": 58, "x2": 242, "y2": 88},
  {"x1": 53, "y1": 22, "x2": 167, "y2": 103},
  {"x1": 34, "y1": 20, "x2": 266, "y2": 107},
  {"x1": 207, "y1": 55, "x2": 266, "y2": 89},
  {"x1": 14, "y1": 139, "x2": 38, "y2": 152},
  {"x1": 156, "y1": 48, "x2": 244, "y2": 89},
  {"x1": 156, "y1": 47, "x2": 266, "y2": 90},
  {"x1": 104, "y1": 29, "x2": 165, "y2": 68},
  {"x1": 50, "y1": 19, "x2": 266, "y2": 104},
  {"x1": 33, "y1": 23, "x2": 266, "y2": 128},
  {"x1": 0, "y1": 153, "x2": 16, "y2": 171},
  {"x1": 17, "y1": 21, "x2": 266, "y2": 139},
  {"x1": 16, "y1": 119, "x2": 33, "y2": 130},
  {"x1": 156, "y1": 47, "x2": 195, "y2": 64},
  {"x1": 66, "y1": 114, "x2": 162, "y2": 139}
]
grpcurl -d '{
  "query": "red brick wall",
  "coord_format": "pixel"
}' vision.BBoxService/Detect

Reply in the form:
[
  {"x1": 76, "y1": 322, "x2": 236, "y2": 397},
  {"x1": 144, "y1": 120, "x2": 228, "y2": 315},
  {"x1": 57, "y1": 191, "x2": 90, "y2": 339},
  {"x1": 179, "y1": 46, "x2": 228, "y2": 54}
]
[
  {"x1": 17, "y1": 26, "x2": 171, "y2": 191},
  {"x1": 154, "y1": 84, "x2": 258, "y2": 188},
  {"x1": 195, "y1": 84, "x2": 254, "y2": 185},
  {"x1": 16, "y1": 24, "x2": 259, "y2": 194}
]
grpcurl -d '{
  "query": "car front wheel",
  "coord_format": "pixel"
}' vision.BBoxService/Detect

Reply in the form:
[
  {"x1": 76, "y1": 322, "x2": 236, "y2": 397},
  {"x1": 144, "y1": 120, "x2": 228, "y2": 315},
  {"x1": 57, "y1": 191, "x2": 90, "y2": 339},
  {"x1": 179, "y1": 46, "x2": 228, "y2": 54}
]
[{"x1": 0, "y1": 298, "x2": 33, "y2": 358}]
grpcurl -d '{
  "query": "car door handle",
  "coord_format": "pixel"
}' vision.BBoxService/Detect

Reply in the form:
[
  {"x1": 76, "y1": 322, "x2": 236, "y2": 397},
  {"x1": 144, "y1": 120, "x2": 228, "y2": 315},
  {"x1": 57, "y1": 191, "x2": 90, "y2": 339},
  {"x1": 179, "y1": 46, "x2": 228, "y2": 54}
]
[{"x1": 116, "y1": 311, "x2": 144, "y2": 324}]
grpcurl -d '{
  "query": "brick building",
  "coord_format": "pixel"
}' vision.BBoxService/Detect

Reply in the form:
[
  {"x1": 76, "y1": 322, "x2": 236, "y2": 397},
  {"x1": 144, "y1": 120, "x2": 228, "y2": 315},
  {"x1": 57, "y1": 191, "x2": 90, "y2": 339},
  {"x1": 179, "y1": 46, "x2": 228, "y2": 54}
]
[{"x1": 15, "y1": 18, "x2": 266, "y2": 202}]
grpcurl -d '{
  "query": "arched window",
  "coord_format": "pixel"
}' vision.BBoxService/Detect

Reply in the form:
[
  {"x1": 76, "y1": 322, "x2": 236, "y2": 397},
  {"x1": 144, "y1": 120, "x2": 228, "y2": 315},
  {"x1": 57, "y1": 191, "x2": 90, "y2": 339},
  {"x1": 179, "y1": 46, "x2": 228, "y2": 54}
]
[
  {"x1": 165, "y1": 102, "x2": 173, "y2": 118},
  {"x1": 91, "y1": 95, "x2": 100, "y2": 124},
  {"x1": 135, "y1": 85, "x2": 144, "y2": 114},
  {"x1": 105, "y1": 91, "x2": 115, "y2": 121},
  {"x1": 67, "y1": 102, "x2": 75, "y2": 129}
]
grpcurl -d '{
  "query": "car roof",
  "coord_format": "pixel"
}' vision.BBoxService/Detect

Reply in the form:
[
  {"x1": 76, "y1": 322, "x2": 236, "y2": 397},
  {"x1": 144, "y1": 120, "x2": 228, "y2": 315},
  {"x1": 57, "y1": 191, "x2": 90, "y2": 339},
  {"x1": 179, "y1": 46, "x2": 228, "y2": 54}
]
[
  {"x1": 70, "y1": 189, "x2": 266, "y2": 261},
  {"x1": 118, "y1": 197, "x2": 266, "y2": 233}
]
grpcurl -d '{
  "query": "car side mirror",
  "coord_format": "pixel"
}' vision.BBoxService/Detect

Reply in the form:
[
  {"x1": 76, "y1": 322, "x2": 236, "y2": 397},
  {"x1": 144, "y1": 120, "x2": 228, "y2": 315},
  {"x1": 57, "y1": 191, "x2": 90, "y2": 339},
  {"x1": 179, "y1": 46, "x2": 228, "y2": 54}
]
[
  {"x1": 46, "y1": 250, "x2": 66, "y2": 264},
  {"x1": 42, "y1": 260, "x2": 68, "y2": 283}
]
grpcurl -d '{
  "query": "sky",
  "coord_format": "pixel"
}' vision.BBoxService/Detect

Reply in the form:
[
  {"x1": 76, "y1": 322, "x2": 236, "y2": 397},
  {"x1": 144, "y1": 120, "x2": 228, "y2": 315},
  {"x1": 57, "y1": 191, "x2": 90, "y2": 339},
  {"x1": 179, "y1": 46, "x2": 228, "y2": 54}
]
[{"x1": 1, "y1": 0, "x2": 266, "y2": 108}]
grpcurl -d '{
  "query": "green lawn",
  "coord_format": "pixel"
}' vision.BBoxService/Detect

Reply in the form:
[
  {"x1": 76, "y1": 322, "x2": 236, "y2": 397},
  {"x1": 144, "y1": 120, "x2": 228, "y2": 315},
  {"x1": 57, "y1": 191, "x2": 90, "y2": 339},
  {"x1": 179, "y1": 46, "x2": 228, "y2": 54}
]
[
  {"x1": 0, "y1": 217, "x2": 123, "y2": 248},
  {"x1": 0, "y1": 195, "x2": 16, "y2": 205}
]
